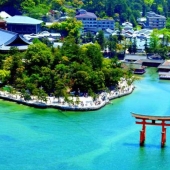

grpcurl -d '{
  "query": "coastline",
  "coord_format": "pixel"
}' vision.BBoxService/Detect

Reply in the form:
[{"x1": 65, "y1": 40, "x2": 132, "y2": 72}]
[{"x1": 0, "y1": 84, "x2": 135, "y2": 111}]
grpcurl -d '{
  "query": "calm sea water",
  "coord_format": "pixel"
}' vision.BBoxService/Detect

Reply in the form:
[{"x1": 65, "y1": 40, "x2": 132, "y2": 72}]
[{"x1": 0, "y1": 67, "x2": 170, "y2": 170}]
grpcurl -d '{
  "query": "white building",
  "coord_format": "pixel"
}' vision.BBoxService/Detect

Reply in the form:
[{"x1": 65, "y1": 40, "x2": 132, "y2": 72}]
[
  {"x1": 23, "y1": 31, "x2": 61, "y2": 42},
  {"x1": 122, "y1": 22, "x2": 133, "y2": 28},
  {"x1": 75, "y1": 9, "x2": 114, "y2": 32}
]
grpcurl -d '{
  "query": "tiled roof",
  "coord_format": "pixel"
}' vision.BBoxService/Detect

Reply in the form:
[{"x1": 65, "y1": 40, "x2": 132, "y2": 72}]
[
  {"x1": 5, "y1": 15, "x2": 43, "y2": 25},
  {"x1": 0, "y1": 28, "x2": 17, "y2": 46},
  {"x1": 76, "y1": 12, "x2": 97, "y2": 18},
  {"x1": 122, "y1": 22, "x2": 132, "y2": 26},
  {"x1": 147, "y1": 11, "x2": 166, "y2": 19},
  {"x1": 0, "y1": 29, "x2": 31, "y2": 46},
  {"x1": 19, "y1": 35, "x2": 32, "y2": 45}
]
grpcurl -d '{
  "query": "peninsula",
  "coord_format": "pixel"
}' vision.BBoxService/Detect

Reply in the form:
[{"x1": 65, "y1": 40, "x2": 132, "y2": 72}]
[{"x1": 0, "y1": 78, "x2": 135, "y2": 111}]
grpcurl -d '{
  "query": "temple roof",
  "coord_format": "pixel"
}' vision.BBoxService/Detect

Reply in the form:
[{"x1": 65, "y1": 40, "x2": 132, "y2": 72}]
[
  {"x1": 76, "y1": 12, "x2": 97, "y2": 19},
  {"x1": 5, "y1": 15, "x2": 43, "y2": 25},
  {"x1": 0, "y1": 28, "x2": 17, "y2": 46},
  {"x1": 0, "y1": 28, "x2": 32, "y2": 50}
]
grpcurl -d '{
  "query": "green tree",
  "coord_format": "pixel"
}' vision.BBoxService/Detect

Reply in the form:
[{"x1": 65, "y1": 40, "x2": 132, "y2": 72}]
[
  {"x1": 24, "y1": 43, "x2": 54, "y2": 74},
  {"x1": 61, "y1": 36, "x2": 79, "y2": 59},
  {"x1": 96, "y1": 30, "x2": 105, "y2": 50},
  {"x1": 54, "y1": 80, "x2": 68, "y2": 102},
  {"x1": 89, "y1": 71, "x2": 105, "y2": 91},
  {"x1": 39, "y1": 66, "x2": 54, "y2": 93},
  {"x1": 129, "y1": 14, "x2": 137, "y2": 27},
  {"x1": 149, "y1": 31, "x2": 161, "y2": 53},
  {"x1": 50, "y1": 18, "x2": 82, "y2": 39},
  {"x1": 73, "y1": 70, "x2": 90, "y2": 92},
  {"x1": 0, "y1": 70, "x2": 10, "y2": 83},
  {"x1": 85, "y1": 43, "x2": 103, "y2": 70},
  {"x1": 37, "y1": 88, "x2": 48, "y2": 102},
  {"x1": 166, "y1": 18, "x2": 170, "y2": 29}
]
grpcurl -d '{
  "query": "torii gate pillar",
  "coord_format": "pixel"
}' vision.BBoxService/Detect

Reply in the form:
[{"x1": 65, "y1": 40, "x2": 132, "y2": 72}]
[
  {"x1": 140, "y1": 119, "x2": 146, "y2": 146},
  {"x1": 132, "y1": 113, "x2": 170, "y2": 147}
]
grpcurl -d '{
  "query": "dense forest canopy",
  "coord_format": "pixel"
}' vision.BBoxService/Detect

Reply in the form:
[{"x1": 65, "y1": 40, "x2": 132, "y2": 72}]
[{"x1": 0, "y1": 36, "x2": 132, "y2": 101}]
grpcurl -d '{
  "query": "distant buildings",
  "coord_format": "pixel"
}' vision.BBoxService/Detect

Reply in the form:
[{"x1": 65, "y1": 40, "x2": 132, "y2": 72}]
[
  {"x1": 23, "y1": 31, "x2": 61, "y2": 42},
  {"x1": 4, "y1": 16, "x2": 43, "y2": 34},
  {"x1": 122, "y1": 22, "x2": 134, "y2": 37},
  {"x1": 0, "y1": 28, "x2": 62, "y2": 52},
  {"x1": 145, "y1": 11, "x2": 166, "y2": 29},
  {"x1": 75, "y1": 9, "x2": 114, "y2": 32},
  {"x1": 0, "y1": 11, "x2": 61, "y2": 51}
]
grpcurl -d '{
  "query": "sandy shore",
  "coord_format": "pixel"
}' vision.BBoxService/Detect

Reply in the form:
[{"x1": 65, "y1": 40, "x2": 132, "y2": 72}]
[{"x1": 0, "y1": 80, "x2": 135, "y2": 111}]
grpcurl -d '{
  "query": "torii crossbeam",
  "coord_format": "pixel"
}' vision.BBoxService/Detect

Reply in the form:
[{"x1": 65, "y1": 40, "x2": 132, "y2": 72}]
[{"x1": 131, "y1": 112, "x2": 170, "y2": 147}]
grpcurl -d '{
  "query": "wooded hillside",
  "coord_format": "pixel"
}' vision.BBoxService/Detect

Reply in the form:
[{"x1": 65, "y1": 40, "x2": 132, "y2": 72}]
[{"x1": 0, "y1": 0, "x2": 169, "y2": 23}]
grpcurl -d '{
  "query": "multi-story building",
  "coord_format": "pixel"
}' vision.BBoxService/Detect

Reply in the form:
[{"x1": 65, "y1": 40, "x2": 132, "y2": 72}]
[
  {"x1": 75, "y1": 9, "x2": 114, "y2": 32},
  {"x1": 146, "y1": 11, "x2": 166, "y2": 29}
]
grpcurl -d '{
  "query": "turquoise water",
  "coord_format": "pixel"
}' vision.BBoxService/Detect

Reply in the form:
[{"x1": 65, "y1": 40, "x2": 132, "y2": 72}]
[{"x1": 0, "y1": 68, "x2": 170, "y2": 170}]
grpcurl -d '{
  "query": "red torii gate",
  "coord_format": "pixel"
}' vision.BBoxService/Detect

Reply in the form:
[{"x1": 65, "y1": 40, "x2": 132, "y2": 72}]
[{"x1": 131, "y1": 112, "x2": 170, "y2": 147}]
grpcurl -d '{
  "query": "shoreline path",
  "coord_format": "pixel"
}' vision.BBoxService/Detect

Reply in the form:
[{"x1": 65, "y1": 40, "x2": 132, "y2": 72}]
[{"x1": 0, "y1": 79, "x2": 135, "y2": 111}]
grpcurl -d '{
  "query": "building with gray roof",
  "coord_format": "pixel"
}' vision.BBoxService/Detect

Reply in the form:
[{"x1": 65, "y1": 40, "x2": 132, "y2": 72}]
[
  {"x1": 124, "y1": 54, "x2": 147, "y2": 62},
  {"x1": 0, "y1": 28, "x2": 32, "y2": 52},
  {"x1": 158, "y1": 60, "x2": 170, "y2": 71},
  {"x1": 75, "y1": 9, "x2": 114, "y2": 32},
  {"x1": 145, "y1": 11, "x2": 166, "y2": 29},
  {"x1": 5, "y1": 16, "x2": 43, "y2": 34}
]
